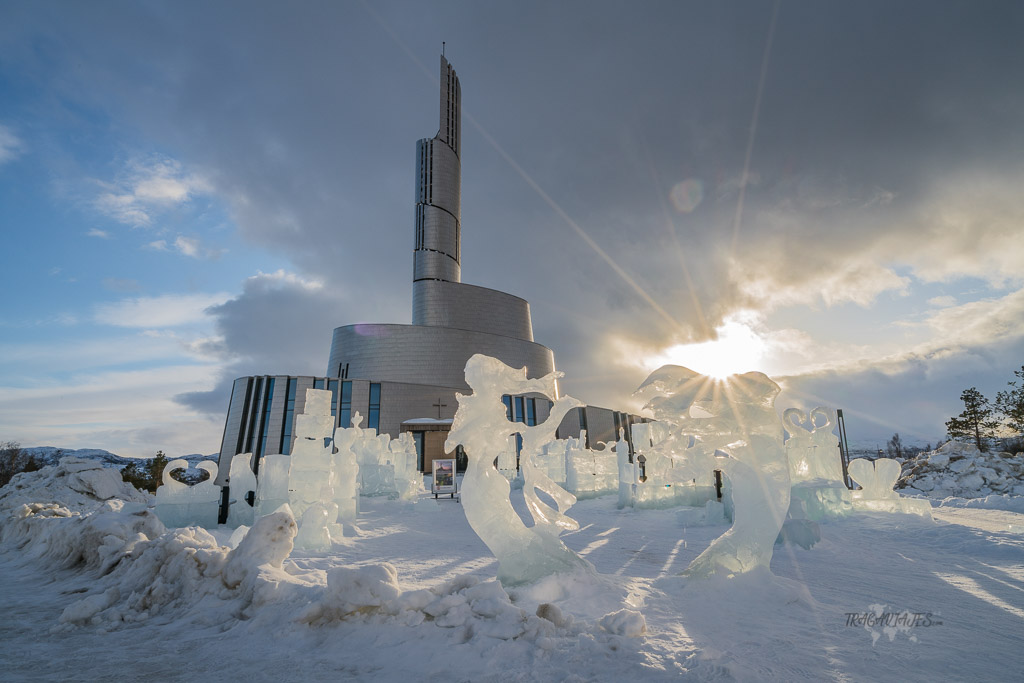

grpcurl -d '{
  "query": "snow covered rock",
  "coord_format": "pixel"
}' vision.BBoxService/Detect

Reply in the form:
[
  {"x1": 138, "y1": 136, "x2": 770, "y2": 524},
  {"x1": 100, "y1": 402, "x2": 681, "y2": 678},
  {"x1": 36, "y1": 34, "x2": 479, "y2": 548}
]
[{"x1": 897, "y1": 442, "x2": 1024, "y2": 500}]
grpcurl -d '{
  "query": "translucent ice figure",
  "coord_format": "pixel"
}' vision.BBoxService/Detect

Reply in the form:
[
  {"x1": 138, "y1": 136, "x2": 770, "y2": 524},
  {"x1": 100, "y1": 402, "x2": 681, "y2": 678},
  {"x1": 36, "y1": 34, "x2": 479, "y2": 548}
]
[
  {"x1": 294, "y1": 486, "x2": 339, "y2": 552},
  {"x1": 289, "y1": 389, "x2": 337, "y2": 520},
  {"x1": 189, "y1": 461, "x2": 221, "y2": 528},
  {"x1": 154, "y1": 459, "x2": 191, "y2": 528},
  {"x1": 391, "y1": 433, "x2": 422, "y2": 501},
  {"x1": 637, "y1": 366, "x2": 789, "y2": 578},
  {"x1": 154, "y1": 459, "x2": 219, "y2": 528},
  {"x1": 496, "y1": 435, "x2": 518, "y2": 480},
  {"x1": 254, "y1": 454, "x2": 291, "y2": 519},
  {"x1": 564, "y1": 435, "x2": 617, "y2": 498},
  {"x1": 332, "y1": 412, "x2": 361, "y2": 524},
  {"x1": 783, "y1": 408, "x2": 851, "y2": 521},
  {"x1": 533, "y1": 439, "x2": 567, "y2": 485},
  {"x1": 226, "y1": 453, "x2": 257, "y2": 528},
  {"x1": 357, "y1": 431, "x2": 397, "y2": 497},
  {"x1": 446, "y1": 354, "x2": 592, "y2": 586},
  {"x1": 848, "y1": 458, "x2": 932, "y2": 517},
  {"x1": 783, "y1": 408, "x2": 844, "y2": 483}
]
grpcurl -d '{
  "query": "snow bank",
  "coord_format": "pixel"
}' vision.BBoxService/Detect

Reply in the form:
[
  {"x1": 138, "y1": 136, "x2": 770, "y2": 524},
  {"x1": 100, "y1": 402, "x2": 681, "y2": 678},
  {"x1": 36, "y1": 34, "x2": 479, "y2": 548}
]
[
  {"x1": 933, "y1": 494, "x2": 1024, "y2": 514},
  {"x1": 1, "y1": 455, "x2": 626, "y2": 652},
  {"x1": 0, "y1": 458, "x2": 160, "y2": 575},
  {"x1": 898, "y1": 442, "x2": 1024, "y2": 499},
  {"x1": 1, "y1": 457, "x2": 148, "y2": 512}
]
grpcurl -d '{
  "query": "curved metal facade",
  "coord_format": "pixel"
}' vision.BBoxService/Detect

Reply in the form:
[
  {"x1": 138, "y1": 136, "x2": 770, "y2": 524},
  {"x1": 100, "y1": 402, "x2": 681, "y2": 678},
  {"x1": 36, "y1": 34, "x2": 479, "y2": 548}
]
[
  {"x1": 327, "y1": 323, "x2": 555, "y2": 390},
  {"x1": 412, "y1": 280, "x2": 534, "y2": 341}
]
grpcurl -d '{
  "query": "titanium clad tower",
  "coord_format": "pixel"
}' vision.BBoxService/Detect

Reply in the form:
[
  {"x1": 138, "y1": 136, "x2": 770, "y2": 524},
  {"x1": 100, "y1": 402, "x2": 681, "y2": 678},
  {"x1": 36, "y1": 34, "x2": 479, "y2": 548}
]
[
  {"x1": 413, "y1": 55, "x2": 461, "y2": 285},
  {"x1": 326, "y1": 53, "x2": 555, "y2": 390}
]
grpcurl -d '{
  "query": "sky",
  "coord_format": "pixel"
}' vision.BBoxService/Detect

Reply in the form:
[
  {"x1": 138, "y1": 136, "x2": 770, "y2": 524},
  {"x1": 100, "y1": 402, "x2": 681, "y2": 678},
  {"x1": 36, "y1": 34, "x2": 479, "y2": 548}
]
[{"x1": 1, "y1": 0, "x2": 1023, "y2": 457}]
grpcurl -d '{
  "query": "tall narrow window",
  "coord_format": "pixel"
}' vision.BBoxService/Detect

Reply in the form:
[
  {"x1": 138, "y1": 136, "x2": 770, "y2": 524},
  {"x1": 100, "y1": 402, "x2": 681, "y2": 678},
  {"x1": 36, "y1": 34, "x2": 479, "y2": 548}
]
[
  {"x1": 328, "y1": 379, "x2": 339, "y2": 419},
  {"x1": 279, "y1": 377, "x2": 297, "y2": 455},
  {"x1": 244, "y1": 377, "x2": 264, "y2": 453},
  {"x1": 368, "y1": 383, "x2": 381, "y2": 433},
  {"x1": 514, "y1": 396, "x2": 525, "y2": 423},
  {"x1": 502, "y1": 395, "x2": 513, "y2": 421},
  {"x1": 234, "y1": 378, "x2": 254, "y2": 456},
  {"x1": 526, "y1": 398, "x2": 536, "y2": 426},
  {"x1": 256, "y1": 378, "x2": 275, "y2": 459},
  {"x1": 313, "y1": 378, "x2": 324, "y2": 390},
  {"x1": 338, "y1": 381, "x2": 352, "y2": 429}
]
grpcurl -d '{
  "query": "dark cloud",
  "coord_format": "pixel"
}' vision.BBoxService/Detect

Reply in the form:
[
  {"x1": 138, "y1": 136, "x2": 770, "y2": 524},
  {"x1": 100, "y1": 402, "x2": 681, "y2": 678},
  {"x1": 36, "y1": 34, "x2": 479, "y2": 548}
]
[{"x1": 174, "y1": 272, "x2": 349, "y2": 414}]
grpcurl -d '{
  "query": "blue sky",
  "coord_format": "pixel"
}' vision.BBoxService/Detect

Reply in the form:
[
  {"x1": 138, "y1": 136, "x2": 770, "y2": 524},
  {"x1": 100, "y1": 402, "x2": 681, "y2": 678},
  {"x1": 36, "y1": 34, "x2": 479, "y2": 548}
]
[{"x1": 2, "y1": 1, "x2": 1023, "y2": 456}]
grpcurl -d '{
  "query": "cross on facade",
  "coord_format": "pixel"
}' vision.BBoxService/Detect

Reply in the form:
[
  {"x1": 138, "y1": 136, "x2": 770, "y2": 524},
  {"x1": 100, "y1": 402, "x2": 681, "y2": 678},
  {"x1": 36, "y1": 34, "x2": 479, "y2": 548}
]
[{"x1": 433, "y1": 397, "x2": 447, "y2": 419}]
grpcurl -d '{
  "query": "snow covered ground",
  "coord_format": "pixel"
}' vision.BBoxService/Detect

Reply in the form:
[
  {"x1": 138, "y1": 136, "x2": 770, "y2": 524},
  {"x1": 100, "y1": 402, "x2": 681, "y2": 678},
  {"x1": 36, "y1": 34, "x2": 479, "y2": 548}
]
[{"x1": 2, "y1": 459, "x2": 1024, "y2": 682}]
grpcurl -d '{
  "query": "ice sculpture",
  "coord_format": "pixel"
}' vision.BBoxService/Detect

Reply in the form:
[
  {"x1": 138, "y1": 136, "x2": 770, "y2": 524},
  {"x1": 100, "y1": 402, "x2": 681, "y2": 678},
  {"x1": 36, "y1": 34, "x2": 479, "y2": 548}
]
[
  {"x1": 390, "y1": 433, "x2": 423, "y2": 501},
  {"x1": 288, "y1": 389, "x2": 337, "y2": 521},
  {"x1": 154, "y1": 458, "x2": 191, "y2": 528},
  {"x1": 332, "y1": 413, "x2": 361, "y2": 525},
  {"x1": 154, "y1": 459, "x2": 220, "y2": 529},
  {"x1": 496, "y1": 435, "x2": 518, "y2": 480},
  {"x1": 254, "y1": 454, "x2": 291, "y2": 519},
  {"x1": 226, "y1": 452, "x2": 257, "y2": 528},
  {"x1": 294, "y1": 494, "x2": 338, "y2": 552},
  {"x1": 534, "y1": 439, "x2": 567, "y2": 486},
  {"x1": 563, "y1": 435, "x2": 617, "y2": 498},
  {"x1": 357, "y1": 431, "x2": 398, "y2": 497},
  {"x1": 848, "y1": 458, "x2": 932, "y2": 517},
  {"x1": 783, "y1": 408, "x2": 851, "y2": 521},
  {"x1": 636, "y1": 365, "x2": 789, "y2": 578},
  {"x1": 446, "y1": 354, "x2": 593, "y2": 586},
  {"x1": 784, "y1": 408, "x2": 845, "y2": 483}
]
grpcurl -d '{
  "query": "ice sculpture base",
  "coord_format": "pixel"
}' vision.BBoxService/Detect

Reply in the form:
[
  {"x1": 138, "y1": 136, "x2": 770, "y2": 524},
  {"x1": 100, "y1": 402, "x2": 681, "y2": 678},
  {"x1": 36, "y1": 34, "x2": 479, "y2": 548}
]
[
  {"x1": 788, "y1": 481, "x2": 852, "y2": 521},
  {"x1": 852, "y1": 497, "x2": 933, "y2": 518}
]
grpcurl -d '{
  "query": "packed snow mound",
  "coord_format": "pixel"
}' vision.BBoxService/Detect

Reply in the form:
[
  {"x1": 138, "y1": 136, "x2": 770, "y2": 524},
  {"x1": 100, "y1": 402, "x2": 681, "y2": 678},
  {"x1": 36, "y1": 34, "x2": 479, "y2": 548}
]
[
  {"x1": 1, "y1": 457, "x2": 149, "y2": 512},
  {"x1": 59, "y1": 510, "x2": 301, "y2": 629},
  {"x1": 2, "y1": 471, "x2": 599, "y2": 648},
  {"x1": 897, "y1": 442, "x2": 1024, "y2": 499},
  {"x1": 0, "y1": 458, "x2": 160, "y2": 576}
]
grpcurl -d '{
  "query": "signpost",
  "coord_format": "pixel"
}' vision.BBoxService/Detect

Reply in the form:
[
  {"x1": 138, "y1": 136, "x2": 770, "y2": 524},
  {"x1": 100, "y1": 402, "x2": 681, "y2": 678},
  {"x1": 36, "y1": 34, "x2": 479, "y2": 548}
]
[{"x1": 431, "y1": 458, "x2": 458, "y2": 499}]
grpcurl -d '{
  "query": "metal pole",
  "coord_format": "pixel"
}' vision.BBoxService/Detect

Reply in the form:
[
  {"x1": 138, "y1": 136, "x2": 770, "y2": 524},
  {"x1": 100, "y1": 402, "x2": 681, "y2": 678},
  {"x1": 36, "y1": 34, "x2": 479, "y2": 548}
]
[{"x1": 837, "y1": 408, "x2": 853, "y2": 489}]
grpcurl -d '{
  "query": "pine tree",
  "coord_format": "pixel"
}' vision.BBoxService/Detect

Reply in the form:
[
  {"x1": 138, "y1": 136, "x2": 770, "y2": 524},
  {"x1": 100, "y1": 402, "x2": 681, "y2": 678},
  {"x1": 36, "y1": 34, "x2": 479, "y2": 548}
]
[
  {"x1": 946, "y1": 387, "x2": 999, "y2": 452},
  {"x1": 886, "y1": 433, "x2": 904, "y2": 459},
  {"x1": 147, "y1": 451, "x2": 169, "y2": 493},
  {"x1": 995, "y1": 366, "x2": 1024, "y2": 436}
]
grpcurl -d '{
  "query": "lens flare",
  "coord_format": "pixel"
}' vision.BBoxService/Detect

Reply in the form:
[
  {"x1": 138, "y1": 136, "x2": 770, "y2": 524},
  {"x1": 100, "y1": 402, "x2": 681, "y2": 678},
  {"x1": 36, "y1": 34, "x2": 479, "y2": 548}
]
[
  {"x1": 645, "y1": 319, "x2": 767, "y2": 379},
  {"x1": 669, "y1": 178, "x2": 704, "y2": 213}
]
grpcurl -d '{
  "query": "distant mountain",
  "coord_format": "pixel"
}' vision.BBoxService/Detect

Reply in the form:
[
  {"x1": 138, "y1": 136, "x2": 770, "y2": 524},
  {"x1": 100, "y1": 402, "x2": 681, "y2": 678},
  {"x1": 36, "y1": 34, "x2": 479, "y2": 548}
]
[{"x1": 22, "y1": 447, "x2": 215, "y2": 471}]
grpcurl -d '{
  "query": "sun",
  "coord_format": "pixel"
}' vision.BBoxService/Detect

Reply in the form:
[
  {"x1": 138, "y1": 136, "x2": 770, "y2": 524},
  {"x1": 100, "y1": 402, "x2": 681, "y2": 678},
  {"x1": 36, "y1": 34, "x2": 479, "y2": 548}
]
[{"x1": 646, "y1": 318, "x2": 768, "y2": 379}]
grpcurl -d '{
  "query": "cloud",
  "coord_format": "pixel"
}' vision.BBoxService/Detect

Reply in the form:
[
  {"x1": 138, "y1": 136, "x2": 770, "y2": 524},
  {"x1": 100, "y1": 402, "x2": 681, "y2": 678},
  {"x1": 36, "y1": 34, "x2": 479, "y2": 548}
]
[
  {"x1": 87, "y1": 228, "x2": 111, "y2": 239},
  {"x1": 94, "y1": 292, "x2": 232, "y2": 328},
  {"x1": 0, "y1": 124, "x2": 24, "y2": 165},
  {"x1": 92, "y1": 155, "x2": 211, "y2": 227},
  {"x1": 174, "y1": 235, "x2": 199, "y2": 257},
  {"x1": 172, "y1": 234, "x2": 225, "y2": 260},
  {"x1": 0, "y1": 364, "x2": 223, "y2": 457},
  {"x1": 144, "y1": 239, "x2": 167, "y2": 251},
  {"x1": 174, "y1": 271, "x2": 344, "y2": 415}
]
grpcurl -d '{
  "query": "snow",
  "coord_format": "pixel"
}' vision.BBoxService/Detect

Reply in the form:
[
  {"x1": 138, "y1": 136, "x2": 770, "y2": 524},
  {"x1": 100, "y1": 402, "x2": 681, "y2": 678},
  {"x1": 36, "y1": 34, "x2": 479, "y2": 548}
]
[
  {"x1": 899, "y1": 441, "x2": 1024, "y2": 499},
  {"x1": 2, "y1": 455, "x2": 1024, "y2": 681}
]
